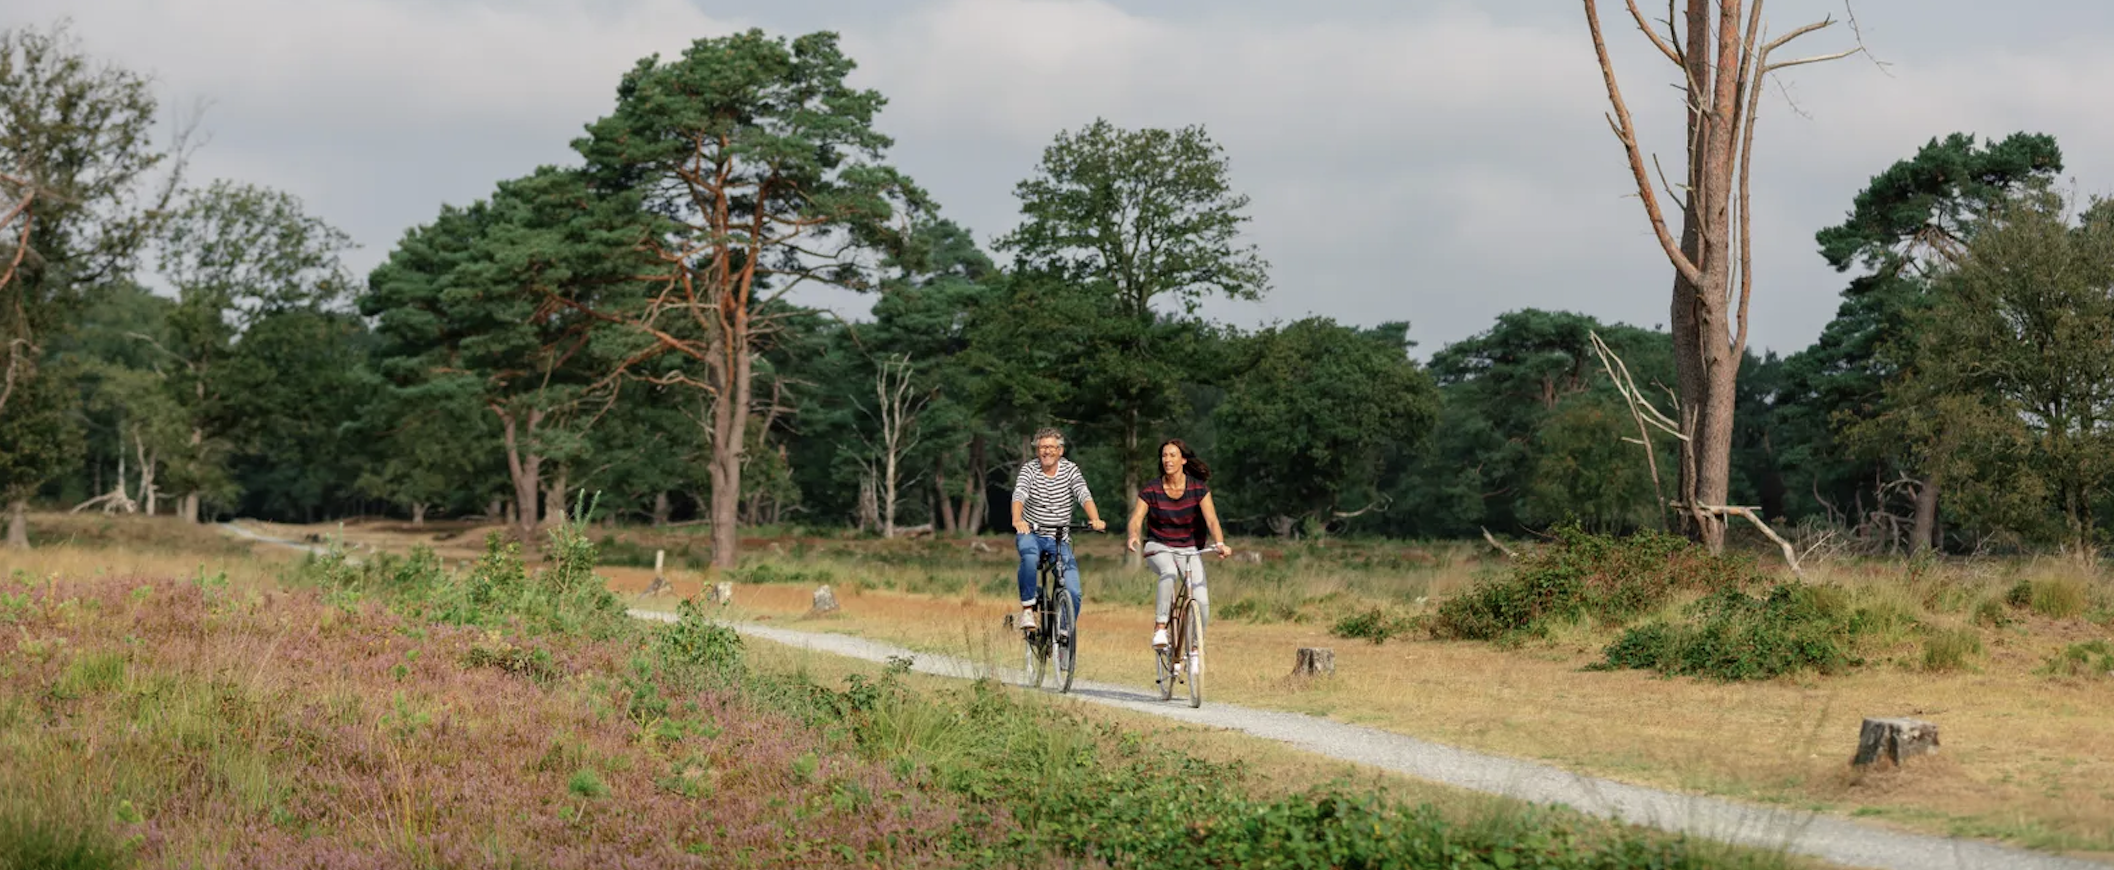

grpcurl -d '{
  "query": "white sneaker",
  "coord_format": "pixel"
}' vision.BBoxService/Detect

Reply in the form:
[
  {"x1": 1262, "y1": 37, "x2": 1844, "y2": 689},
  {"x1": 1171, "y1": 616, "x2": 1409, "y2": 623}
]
[
  {"x1": 1019, "y1": 608, "x2": 1037, "y2": 631},
  {"x1": 1151, "y1": 627, "x2": 1169, "y2": 648}
]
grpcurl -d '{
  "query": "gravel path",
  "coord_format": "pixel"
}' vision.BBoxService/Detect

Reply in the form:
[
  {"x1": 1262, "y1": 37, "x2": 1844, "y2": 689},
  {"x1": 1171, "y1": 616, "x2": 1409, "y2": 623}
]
[{"x1": 218, "y1": 522, "x2": 2107, "y2": 870}]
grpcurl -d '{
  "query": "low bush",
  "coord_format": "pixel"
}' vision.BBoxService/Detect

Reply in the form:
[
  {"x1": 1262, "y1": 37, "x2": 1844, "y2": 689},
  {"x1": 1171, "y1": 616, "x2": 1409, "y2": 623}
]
[
  {"x1": 1428, "y1": 525, "x2": 1761, "y2": 642},
  {"x1": 1331, "y1": 607, "x2": 1411, "y2": 644},
  {"x1": 1595, "y1": 583, "x2": 1874, "y2": 681}
]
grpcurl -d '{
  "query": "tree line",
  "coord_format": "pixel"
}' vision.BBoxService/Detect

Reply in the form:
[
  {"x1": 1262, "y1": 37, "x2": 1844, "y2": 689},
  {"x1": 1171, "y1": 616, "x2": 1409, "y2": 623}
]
[{"x1": 6, "y1": 19, "x2": 2114, "y2": 561}]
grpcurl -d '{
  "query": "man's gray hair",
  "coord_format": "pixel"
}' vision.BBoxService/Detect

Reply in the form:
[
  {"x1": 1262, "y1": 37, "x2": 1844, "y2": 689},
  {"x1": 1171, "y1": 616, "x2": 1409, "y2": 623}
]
[{"x1": 1032, "y1": 427, "x2": 1065, "y2": 447}]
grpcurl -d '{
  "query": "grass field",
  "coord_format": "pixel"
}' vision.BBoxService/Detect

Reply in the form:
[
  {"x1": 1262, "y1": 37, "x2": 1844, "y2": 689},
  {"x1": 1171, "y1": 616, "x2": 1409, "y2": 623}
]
[
  {"x1": 18, "y1": 512, "x2": 2113, "y2": 859},
  {"x1": 0, "y1": 512, "x2": 1833, "y2": 869}
]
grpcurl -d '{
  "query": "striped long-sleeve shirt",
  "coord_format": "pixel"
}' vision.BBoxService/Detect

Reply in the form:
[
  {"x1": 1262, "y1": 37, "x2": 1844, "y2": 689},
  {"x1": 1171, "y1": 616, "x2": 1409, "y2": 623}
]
[{"x1": 1012, "y1": 459, "x2": 1094, "y2": 534}]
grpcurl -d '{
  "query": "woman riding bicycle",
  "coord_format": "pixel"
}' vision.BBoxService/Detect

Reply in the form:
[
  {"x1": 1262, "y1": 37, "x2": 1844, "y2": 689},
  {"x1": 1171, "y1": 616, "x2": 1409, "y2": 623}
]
[
  {"x1": 1011, "y1": 427, "x2": 1106, "y2": 634},
  {"x1": 1125, "y1": 438, "x2": 1231, "y2": 649}
]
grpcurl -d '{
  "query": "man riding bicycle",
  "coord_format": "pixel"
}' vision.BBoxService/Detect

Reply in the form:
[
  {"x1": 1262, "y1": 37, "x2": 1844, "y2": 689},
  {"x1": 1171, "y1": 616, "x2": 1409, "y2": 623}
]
[{"x1": 1011, "y1": 427, "x2": 1106, "y2": 635}]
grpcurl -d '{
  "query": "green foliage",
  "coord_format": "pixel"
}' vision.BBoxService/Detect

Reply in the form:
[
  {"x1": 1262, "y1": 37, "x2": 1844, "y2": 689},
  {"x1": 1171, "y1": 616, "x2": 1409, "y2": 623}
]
[
  {"x1": 1596, "y1": 584, "x2": 1874, "y2": 681},
  {"x1": 2036, "y1": 640, "x2": 2114, "y2": 679},
  {"x1": 1331, "y1": 607, "x2": 1412, "y2": 644},
  {"x1": 567, "y1": 768, "x2": 610, "y2": 799},
  {"x1": 1428, "y1": 526, "x2": 1757, "y2": 642},
  {"x1": 1861, "y1": 186, "x2": 2114, "y2": 548},
  {"x1": 1216, "y1": 318, "x2": 1438, "y2": 533},
  {"x1": 747, "y1": 666, "x2": 1779, "y2": 870},
  {"x1": 656, "y1": 597, "x2": 745, "y2": 684},
  {"x1": 0, "y1": 362, "x2": 83, "y2": 502},
  {"x1": 994, "y1": 117, "x2": 1266, "y2": 493},
  {"x1": 1778, "y1": 132, "x2": 2065, "y2": 537},
  {"x1": 1397, "y1": 310, "x2": 1674, "y2": 538},
  {"x1": 1, "y1": 20, "x2": 174, "y2": 444}
]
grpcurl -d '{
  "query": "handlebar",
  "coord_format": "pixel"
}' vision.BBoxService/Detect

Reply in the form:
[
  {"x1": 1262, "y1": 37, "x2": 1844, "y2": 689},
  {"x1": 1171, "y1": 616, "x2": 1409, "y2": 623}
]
[{"x1": 1153, "y1": 543, "x2": 1228, "y2": 557}]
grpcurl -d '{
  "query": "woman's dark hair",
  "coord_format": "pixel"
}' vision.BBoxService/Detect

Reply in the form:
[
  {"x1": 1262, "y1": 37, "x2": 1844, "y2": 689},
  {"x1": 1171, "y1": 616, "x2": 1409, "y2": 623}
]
[{"x1": 1159, "y1": 439, "x2": 1211, "y2": 483}]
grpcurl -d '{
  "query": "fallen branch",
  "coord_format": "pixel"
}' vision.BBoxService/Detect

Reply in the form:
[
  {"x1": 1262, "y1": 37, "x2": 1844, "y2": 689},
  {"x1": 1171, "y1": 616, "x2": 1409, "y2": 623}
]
[
  {"x1": 1674, "y1": 503, "x2": 1804, "y2": 577},
  {"x1": 1480, "y1": 526, "x2": 1519, "y2": 559}
]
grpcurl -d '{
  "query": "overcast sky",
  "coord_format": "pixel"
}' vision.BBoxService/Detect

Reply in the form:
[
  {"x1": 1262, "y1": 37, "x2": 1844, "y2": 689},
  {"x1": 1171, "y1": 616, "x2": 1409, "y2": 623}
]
[{"x1": 11, "y1": 0, "x2": 2114, "y2": 358}]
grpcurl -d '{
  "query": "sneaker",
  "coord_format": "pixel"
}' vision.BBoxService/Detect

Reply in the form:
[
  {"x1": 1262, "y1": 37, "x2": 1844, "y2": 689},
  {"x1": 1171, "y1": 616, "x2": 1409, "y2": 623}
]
[
  {"x1": 1151, "y1": 627, "x2": 1169, "y2": 648},
  {"x1": 1019, "y1": 608, "x2": 1037, "y2": 631}
]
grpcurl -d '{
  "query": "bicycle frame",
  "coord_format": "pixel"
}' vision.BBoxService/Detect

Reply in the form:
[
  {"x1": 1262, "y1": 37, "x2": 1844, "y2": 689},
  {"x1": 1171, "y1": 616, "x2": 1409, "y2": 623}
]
[
  {"x1": 1022, "y1": 523, "x2": 1095, "y2": 693},
  {"x1": 1151, "y1": 543, "x2": 1218, "y2": 707}
]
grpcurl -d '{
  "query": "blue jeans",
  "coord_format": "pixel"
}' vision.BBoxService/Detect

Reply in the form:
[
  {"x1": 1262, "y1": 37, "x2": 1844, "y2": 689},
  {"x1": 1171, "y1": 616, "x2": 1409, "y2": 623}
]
[{"x1": 1016, "y1": 533, "x2": 1081, "y2": 626}]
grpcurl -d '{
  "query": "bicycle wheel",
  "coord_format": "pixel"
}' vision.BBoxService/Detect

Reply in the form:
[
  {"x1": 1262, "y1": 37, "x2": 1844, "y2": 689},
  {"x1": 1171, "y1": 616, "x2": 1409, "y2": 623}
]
[
  {"x1": 1154, "y1": 595, "x2": 1179, "y2": 701},
  {"x1": 1055, "y1": 587, "x2": 1077, "y2": 693},
  {"x1": 1183, "y1": 602, "x2": 1204, "y2": 708}
]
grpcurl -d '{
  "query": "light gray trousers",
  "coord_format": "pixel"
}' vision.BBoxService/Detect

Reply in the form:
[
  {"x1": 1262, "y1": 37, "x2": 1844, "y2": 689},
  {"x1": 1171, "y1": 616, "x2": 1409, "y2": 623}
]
[{"x1": 1142, "y1": 541, "x2": 1210, "y2": 624}]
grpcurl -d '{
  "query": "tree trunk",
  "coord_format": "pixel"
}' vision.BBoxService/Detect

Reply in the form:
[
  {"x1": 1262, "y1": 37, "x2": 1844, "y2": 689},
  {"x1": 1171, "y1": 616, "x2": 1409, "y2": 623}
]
[
  {"x1": 496, "y1": 405, "x2": 544, "y2": 544},
  {"x1": 411, "y1": 503, "x2": 428, "y2": 526},
  {"x1": 5, "y1": 499, "x2": 27, "y2": 549},
  {"x1": 958, "y1": 434, "x2": 986, "y2": 535},
  {"x1": 935, "y1": 454, "x2": 956, "y2": 535},
  {"x1": 881, "y1": 436, "x2": 900, "y2": 539},
  {"x1": 1123, "y1": 407, "x2": 1141, "y2": 566},
  {"x1": 706, "y1": 337, "x2": 752, "y2": 569},
  {"x1": 544, "y1": 468, "x2": 568, "y2": 527},
  {"x1": 1911, "y1": 473, "x2": 1941, "y2": 555},
  {"x1": 652, "y1": 491, "x2": 671, "y2": 527},
  {"x1": 180, "y1": 492, "x2": 200, "y2": 524}
]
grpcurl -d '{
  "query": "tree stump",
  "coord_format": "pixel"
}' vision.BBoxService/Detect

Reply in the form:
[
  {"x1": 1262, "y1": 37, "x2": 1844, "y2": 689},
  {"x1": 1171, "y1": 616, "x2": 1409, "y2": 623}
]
[
  {"x1": 1851, "y1": 717, "x2": 1940, "y2": 769},
  {"x1": 1292, "y1": 647, "x2": 1335, "y2": 677},
  {"x1": 704, "y1": 581, "x2": 732, "y2": 606},
  {"x1": 810, "y1": 585, "x2": 840, "y2": 616}
]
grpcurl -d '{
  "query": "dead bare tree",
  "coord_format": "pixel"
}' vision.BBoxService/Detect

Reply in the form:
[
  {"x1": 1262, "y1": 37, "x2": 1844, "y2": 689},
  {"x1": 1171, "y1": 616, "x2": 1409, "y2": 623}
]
[
  {"x1": 1589, "y1": 331, "x2": 1804, "y2": 576},
  {"x1": 857, "y1": 352, "x2": 932, "y2": 539},
  {"x1": 1583, "y1": 0, "x2": 1867, "y2": 552}
]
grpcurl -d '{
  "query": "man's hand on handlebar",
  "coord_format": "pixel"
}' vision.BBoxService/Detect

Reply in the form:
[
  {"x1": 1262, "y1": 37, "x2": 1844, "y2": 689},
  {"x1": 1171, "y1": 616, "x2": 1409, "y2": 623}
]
[{"x1": 1089, "y1": 518, "x2": 1106, "y2": 532}]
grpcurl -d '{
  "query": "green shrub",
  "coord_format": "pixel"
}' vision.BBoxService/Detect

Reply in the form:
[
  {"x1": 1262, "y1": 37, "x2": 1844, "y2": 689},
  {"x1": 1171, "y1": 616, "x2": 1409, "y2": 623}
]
[
  {"x1": 1429, "y1": 525, "x2": 1760, "y2": 642},
  {"x1": 567, "y1": 768, "x2": 610, "y2": 799},
  {"x1": 1330, "y1": 608, "x2": 1408, "y2": 644},
  {"x1": 2036, "y1": 640, "x2": 2114, "y2": 678},
  {"x1": 1595, "y1": 583, "x2": 1870, "y2": 681},
  {"x1": 1920, "y1": 627, "x2": 1982, "y2": 672},
  {"x1": 657, "y1": 597, "x2": 745, "y2": 684}
]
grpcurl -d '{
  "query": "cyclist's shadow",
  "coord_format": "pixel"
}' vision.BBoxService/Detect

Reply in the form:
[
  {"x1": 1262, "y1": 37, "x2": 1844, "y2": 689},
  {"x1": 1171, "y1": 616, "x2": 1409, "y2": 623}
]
[{"x1": 1048, "y1": 682, "x2": 1180, "y2": 706}]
